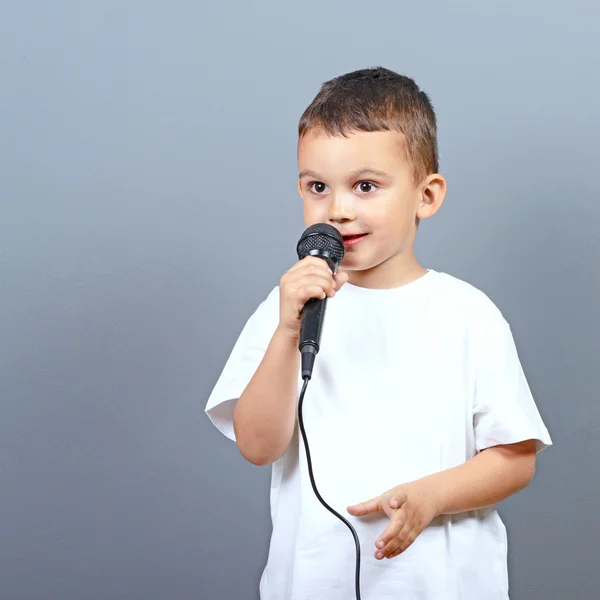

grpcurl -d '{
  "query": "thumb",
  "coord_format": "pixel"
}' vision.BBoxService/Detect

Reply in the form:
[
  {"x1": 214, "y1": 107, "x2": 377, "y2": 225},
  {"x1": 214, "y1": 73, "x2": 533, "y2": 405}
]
[
  {"x1": 347, "y1": 496, "x2": 382, "y2": 516},
  {"x1": 334, "y1": 270, "x2": 349, "y2": 289},
  {"x1": 384, "y1": 490, "x2": 408, "y2": 516}
]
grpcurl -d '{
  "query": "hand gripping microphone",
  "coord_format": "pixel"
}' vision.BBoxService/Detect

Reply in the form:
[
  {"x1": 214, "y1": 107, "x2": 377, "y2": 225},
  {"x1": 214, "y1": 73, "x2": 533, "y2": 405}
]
[{"x1": 296, "y1": 223, "x2": 345, "y2": 380}]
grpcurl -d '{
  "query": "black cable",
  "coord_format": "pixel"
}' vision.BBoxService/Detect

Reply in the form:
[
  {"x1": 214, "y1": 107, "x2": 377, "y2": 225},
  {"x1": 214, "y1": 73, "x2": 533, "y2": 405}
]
[{"x1": 297, "y1": 376, "x2": 362, "y2": 600}]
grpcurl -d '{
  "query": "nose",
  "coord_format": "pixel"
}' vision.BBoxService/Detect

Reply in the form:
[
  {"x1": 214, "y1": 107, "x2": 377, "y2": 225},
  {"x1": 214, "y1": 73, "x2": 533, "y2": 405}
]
[{"x1": 328, "y1": 193, "x2": 356, "y2": 223}]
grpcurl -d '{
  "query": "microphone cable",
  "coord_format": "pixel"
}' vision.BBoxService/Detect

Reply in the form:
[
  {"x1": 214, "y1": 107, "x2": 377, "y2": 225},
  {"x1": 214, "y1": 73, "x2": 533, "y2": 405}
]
[{"x1": 297, "y1": 376, "x2": 362, "y2": 600}]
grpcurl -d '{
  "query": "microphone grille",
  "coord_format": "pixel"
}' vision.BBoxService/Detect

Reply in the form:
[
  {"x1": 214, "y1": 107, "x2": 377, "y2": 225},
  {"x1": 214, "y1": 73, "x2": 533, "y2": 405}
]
[{"x1": 296, "y1": 223, "x2": 345, "y2": 264}]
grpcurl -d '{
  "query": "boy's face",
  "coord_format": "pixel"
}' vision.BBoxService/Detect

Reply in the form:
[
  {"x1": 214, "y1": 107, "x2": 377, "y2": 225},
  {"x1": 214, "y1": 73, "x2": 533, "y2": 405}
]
[{"x1": 297, "y1": 129, "x2": 445, "y2": 286}]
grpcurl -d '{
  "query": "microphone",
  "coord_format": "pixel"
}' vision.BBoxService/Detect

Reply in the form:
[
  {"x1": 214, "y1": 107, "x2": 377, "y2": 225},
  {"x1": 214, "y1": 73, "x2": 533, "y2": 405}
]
[{"x1": 296, "y1": 223, "x2": 345, "y2": 380}]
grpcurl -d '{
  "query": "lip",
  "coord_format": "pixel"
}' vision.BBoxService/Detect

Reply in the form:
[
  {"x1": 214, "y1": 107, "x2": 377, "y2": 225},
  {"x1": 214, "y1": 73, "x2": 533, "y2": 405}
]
[{"x1": 342, "y1": 233, "x2": 368, "y2": 247}]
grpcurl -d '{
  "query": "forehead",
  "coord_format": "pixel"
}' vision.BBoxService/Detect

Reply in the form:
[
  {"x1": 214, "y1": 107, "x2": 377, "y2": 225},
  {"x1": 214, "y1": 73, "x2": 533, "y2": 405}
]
[{"x1": 297, "y1": 129, "x2": 408, "y2": 174}]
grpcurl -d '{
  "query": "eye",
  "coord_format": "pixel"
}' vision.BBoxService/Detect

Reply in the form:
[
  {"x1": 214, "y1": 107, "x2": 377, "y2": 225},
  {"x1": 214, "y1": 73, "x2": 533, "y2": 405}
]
[
  {"x1": 307, "y1": 181, "x2": 328, "y2": 194},
  {"x1": 356, "y1": 181, "x2": 377, "y2": 193}
]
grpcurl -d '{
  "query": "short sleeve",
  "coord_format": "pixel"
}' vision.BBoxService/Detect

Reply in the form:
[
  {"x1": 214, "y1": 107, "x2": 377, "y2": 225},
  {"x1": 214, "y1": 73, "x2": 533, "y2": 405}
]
[
  {"x1": 472, "y1": 307, "x2": 552, "y2": 454},
  {"x1": 205, "y1": 286, "x2": 280, "y2": 442}
]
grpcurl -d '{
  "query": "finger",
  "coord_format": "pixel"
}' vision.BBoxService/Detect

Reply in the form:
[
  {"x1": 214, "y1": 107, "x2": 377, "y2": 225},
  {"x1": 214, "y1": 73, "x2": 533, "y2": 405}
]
[
  {"x1": 300, "y1": 281, "x2": 337, "y2": 301},
  {"x1": 387, "y1": 491, "x2": 408, "y2": 511},
  {"x1": 287, "y1": 270, "x2": 334, "y2": 290},
  {"x1": 387, "y1": 530, "x2": 418, "y2": 559},
  {"x1": 375, "y1": 510, "x2": 405, "y2": 553},
  {"x1": 286, "y1": 276, "x2": 335, "y2": 301},
  {"x1": 377, "y1": 536, "x2": 401, "y2": 560},
  {"x1": 285, "y1": 266, "x2": 333, "y2": 287},
  {"x1": 288, "y1": 273, "x2": 335, "y2": 295},
  {"x1": 333, "y1": 270, "x2": 349, "y2": 290},
  {"x1": 381, "y1": 520, "x2": 412, "y2": 558},
  {"x1": 347, "y1": 496, "x2": 382, "y2": 517},
  {"x1": 286, "y1": 270, "x2": 335, "y2": 293},
  {"x1": 377, "y1": 491, "x2": 407, "y2": 519},
  {"x1": 289, "y1": 256, "x2": 333, "y2": 274},
  {"x1": 297, "y1": 285, "x2": 329, "y2": 302}
]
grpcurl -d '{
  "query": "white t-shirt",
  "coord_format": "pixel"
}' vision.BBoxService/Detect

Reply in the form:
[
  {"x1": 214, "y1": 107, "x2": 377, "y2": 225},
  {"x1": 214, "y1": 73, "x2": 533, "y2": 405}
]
[{"x1": 205, "y1": 270, "x2": 552, "y2": 600}]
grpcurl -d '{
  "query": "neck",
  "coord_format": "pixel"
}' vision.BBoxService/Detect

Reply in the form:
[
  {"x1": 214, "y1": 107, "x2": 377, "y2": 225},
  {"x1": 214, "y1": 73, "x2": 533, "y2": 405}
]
[{"x1": 347, "y1": 252, "x2": 427, "y2": 290}]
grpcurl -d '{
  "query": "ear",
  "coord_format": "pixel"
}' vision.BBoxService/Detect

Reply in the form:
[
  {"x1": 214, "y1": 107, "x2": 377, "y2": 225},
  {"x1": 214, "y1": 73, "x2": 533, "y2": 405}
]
[{"x1": 417, "y1": 173, "x2": 447, "y2": 220}]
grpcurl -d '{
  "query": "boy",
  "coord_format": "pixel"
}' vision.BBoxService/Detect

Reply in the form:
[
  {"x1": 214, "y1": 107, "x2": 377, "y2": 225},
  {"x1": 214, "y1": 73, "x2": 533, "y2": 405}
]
[{"x1": 205, "y1": 67, "x2": 552, "y2": 599}]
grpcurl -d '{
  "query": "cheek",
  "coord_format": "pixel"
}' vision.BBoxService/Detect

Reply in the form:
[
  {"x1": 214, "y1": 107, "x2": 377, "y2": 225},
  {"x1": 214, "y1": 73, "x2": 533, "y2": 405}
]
[
  {"x1": 368, "y1": 201, "x2": 414, "y2": 230},
  {"x1": 303, "y1": 199, "x2": 328, "y2": 223}
]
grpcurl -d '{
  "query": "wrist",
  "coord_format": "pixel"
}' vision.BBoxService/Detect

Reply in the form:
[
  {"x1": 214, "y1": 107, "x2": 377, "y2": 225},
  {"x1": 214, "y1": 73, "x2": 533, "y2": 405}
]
[
  {"x1": 274, "y1": 324, "x2": 300, "y2": 345},
  {"x1": 408, "y1": 477, "x2": 444, "y2": 518},
  {"x1": 273, "y1": 326, "x2": 301, "y2": 353}
]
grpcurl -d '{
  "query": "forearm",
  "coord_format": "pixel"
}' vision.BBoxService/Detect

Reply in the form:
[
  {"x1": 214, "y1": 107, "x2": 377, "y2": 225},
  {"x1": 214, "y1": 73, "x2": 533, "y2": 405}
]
[
  {"x1": 415, "y1": 440, "x2": 537, "y2": 516},
  {"x1": 233, "y1": 327, "x2": 300, "y2": 466}
]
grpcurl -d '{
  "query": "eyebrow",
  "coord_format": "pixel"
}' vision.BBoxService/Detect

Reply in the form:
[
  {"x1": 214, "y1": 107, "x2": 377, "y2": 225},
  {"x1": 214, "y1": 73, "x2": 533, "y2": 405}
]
[{"x1": 298, "y1": 168, "x2": 392, "y2": 180}]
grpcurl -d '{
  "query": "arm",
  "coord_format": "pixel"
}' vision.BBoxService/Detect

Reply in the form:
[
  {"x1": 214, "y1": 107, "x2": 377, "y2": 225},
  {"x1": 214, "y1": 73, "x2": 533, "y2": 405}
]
[
  {"x1": 233, "y1": 256, "x2": 348, "y2": 467},
  {"x1": 233, "y1": 327, "x2": 300, "y2": 466},
  {"x1": 419, "y1": 439, "x2": 537, "y2": 515},
  {"x1": 347, "y1": 439, "x2": 538, "y2": 559}
]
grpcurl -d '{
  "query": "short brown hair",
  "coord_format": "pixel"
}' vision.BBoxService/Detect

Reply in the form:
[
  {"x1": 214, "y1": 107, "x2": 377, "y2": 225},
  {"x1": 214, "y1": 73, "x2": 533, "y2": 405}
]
[{"x1": 298, "y1": 67, "x2": 439, "y2": 184}]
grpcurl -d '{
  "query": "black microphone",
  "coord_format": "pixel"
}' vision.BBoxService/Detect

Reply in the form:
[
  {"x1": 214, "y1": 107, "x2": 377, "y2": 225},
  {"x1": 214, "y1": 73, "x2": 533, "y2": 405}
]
[{"x1": 296, "y1": 223, "x2": 345, "y2": 380}]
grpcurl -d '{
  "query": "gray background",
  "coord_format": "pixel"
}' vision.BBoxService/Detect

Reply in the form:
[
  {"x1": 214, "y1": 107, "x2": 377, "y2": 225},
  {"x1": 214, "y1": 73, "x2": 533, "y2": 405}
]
[{"x1": 1, "y1": 0, "x2": 598, "y2": 598}]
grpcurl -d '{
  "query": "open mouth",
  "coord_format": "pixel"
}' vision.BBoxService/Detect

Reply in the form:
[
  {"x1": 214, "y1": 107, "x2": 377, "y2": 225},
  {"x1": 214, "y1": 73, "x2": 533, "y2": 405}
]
[{"x1": 342, "y1": 233, "x2": 368, "y2": 247}]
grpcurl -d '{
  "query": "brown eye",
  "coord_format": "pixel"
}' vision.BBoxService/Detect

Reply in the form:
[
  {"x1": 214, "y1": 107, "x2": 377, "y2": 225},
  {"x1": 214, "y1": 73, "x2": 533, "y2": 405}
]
[
  {"x1": 309, "y1": 182, "x2": 327, "y2": 194},
  {"x1": 358, "y1": 182, "x2": 376, "y2": 193}
]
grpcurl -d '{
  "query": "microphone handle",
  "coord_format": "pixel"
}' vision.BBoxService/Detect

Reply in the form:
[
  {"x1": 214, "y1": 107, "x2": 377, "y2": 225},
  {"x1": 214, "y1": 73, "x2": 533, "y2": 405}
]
[{"x1": 299, "y1": 297, "x2": 328, "y2": 379}]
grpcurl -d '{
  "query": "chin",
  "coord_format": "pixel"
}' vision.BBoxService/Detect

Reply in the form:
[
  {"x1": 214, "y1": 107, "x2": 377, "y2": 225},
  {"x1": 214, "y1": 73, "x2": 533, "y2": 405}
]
[{"x1": 341, "y1": 258, "x2": 379, "y2": 272}]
